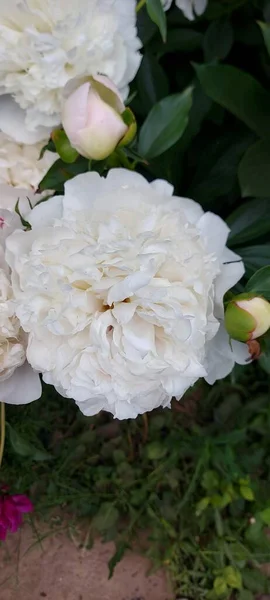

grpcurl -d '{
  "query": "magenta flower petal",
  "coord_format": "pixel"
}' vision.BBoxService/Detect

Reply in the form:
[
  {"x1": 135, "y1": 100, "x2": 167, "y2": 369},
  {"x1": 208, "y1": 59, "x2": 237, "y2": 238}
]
[
  {"x1": 0, "y1": 524, "x2": 7, "y2": 541},
  {"x1": 11, "y1": 495, "x2": 34, "y2": 514}
]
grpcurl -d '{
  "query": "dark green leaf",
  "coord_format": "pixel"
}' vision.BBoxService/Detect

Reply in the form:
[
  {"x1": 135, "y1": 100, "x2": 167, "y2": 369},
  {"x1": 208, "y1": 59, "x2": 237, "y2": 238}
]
[
  {"x1": 245, "y1": 266, "x2": 270, "y2": 300},
  {"x1": 194, "y1": 63, "x2": 270, "y2": 139},
  {"x1": 157, "y1": 28, "x2": 203, "y2": 54},
  {"x1": 146, "y1": 0, "x2": 167, "y2": 42},
  {"x1": 258, "y1": 21, "x2": 270, "y2": 56},
  {"x1": 137, "y1": 52, "x2": 169, "y2": 113},
  {"x1": 238, "y1": 140, "x2": 270, "y2": 197},
  {"x1": 108, "y1": 542, "x2": 129, "y2": 579},
  {"x1": 138, "y1": 87, "x2": 193, "y2": 159},
  {"x1": 6, "y1": 424, "x2": 52, "y2": 461},
  {"x1": 235, "y1": 245, "x2": 270, "y2": 278},
  {"x1": 38, "y1": 158, "x2": 88, "y2": 193},
  {"x1": 92, "y1": 503, "x2": 119, "y2": 532},
  {"x1": 189, "y1": 131, "x2": 254, "y2": 207},
  {"x1": 227, "y1": 199, "x2": 270, "y2": 246},
  {"x1": 242, "y1": 568, "x2": 269, "y2": 593},
  {"x1": 203, "y1": 19, "x2": 233, "y2": 61}
]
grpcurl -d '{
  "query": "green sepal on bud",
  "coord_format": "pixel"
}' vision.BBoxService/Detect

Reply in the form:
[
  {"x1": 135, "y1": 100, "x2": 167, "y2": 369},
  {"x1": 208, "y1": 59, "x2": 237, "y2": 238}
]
[
  {"x1": 118, "y1": 108, "x2": 137, "y2": 148},
  {"x1": 225, "y1": 293, "x2": 270, "y2": 342},
  {"x1": 51, "y1": 129, "x2": 79, "y2": 164}
]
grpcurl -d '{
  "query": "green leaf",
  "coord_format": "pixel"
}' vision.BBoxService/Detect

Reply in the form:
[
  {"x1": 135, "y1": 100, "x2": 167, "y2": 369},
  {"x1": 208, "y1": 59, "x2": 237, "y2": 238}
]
[
  {"x1": 242, "y1": 568, "x2": 269, "y2": 593},
  {"x1": 157, "y1": 28, "x2": 203, "y2": 54},
  {"x1": 202, "y1": 470, "x2": 219, "y2": 491},
  {"x1": 238, "y1": 140, "x2": 270, "y2": 197},
  {"x1": 214, "y1": 576, "x2": 228, "y2": 596},
  {"x1": 258, "y1": 21, "x2": 270, "y2": 57},
  {"x1": 146, "y1": 0, "x2": 167, "y2": 42},
  {"x1": 136, "y1": 52, "x2": 169, "y2": 113},
  {"x1": 92, "y1": 503, "x2": 119, "y2": 533},
  {"x1": 223, "y1": 566, "x2": 242, "y2": 590},
  {"x1": 238, "y1": 591, "x2": 253, "y2": 600},
  {"x1": 259, "y1": 507, "x2": 270, "y2": 525},
  {"x1": 38, "y1": 157, "x2": 88, "y2": 193},
  {"x1": 203, "y1": 19, "x2": 233, "y2": 62},
  {"x1": 6, "y1": 424, "x2": 52, "y2": 461},
  {"x1": 108, "y1": 542, "x2": 129, "y2": 579},
  {"x1": 138, "y1": 87, "x2": 193, "y2": 159},
  {"x1": 245, "y1": 266, "x2": 270, "y2": 301},
  {"x1": 240, "y1": 486, "x2": 255, "y2": 501},
  {"x1": 189, "y1": 131, "x2": 254, "y2": 207},
  {"x1": 235, "y1": 245, "x2": 270, "y2": 279},
  {"x1": 195, "y1": 496, "x2": 210, "y2": 516},
  {"x1": 227, "y1": 199, "x2": 270, "y2": 246},
  {"x1": 194, "y1": 63, "x2": 270, "y2": 139},
  {"x1": 51, "y1": 129, "x2": 79, "y2": 163},
  {"x1": 146, "y1": 441, "x2": 168, "y2": 460}
]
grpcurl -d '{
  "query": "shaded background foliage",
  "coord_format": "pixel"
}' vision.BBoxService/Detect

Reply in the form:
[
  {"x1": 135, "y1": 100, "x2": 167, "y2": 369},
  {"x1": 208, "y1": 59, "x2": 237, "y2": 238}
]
[{"x1": 2, "y1": 0, "x2": 270, "y2": 598}]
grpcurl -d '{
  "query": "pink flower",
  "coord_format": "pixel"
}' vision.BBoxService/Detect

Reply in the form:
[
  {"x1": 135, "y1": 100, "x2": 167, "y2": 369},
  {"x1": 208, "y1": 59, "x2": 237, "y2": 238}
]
[{"x1": 0, "y1": 489, "x2": 33, "y2": 540}]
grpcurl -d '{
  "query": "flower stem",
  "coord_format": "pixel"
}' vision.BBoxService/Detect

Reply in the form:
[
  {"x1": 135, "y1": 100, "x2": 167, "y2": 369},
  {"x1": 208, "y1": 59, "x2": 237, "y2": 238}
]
[
  {"x1": 136, "y1": 0, "x2": 146, "y2": 12},
  {"x1": 0, "y1": 402, "x2": 5, "y2": 468}
]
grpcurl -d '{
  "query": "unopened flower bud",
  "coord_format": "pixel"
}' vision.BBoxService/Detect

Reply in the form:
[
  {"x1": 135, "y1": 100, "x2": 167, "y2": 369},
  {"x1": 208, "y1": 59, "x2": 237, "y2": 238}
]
[
  {"x1": 225, "y1": 295, "x2": 270, "y2": 342},
  {"x1": 62, "y1": 75, "x2": 135, "y2": 161}
]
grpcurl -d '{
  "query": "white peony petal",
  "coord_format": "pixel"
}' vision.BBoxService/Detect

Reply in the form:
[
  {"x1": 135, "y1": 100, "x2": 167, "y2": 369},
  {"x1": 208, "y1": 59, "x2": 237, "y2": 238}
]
[
  {"x1": 64, "y1": 172, "x2": 102, "y2": 213},
  {"x1": 0, "y1": 363, "x2": 42, "y2": 404},
  {"x1": 204, "y1": 323, "x2": 250, "y2": 385},
  {"x1": 28, "y1": 195, "x2": 63, "y2": 228},
  {"x1": 214, "y1": 261, "x2": 245, "y2": 318},
  {"x1": 0, "y1": 96, "x2": 51, "y2": 144},
  {"x1": 198, "y1": 212, "x2": 230, "y2": 258}
]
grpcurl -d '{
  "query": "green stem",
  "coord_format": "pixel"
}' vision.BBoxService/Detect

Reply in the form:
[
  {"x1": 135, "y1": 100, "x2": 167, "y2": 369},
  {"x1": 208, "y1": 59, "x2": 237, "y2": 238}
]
[
  {"x1": 0, "y1": 402, "x2": 5, "y2": 467},
  {"x1": 115, "y1": 149, "x2": 134, "y2": 170},
  {"x1": 136, "y1": 0, "x2": 146, "y2": 12}
]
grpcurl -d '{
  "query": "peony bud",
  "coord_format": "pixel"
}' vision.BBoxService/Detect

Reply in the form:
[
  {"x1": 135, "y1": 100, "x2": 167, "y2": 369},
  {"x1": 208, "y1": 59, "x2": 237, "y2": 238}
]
[
  {"x1": 225, "y1": 296, "x2": 270, "y2": 342},
  {"x1": 62, "y1": 75, "x2": 133, "y2": 161}
]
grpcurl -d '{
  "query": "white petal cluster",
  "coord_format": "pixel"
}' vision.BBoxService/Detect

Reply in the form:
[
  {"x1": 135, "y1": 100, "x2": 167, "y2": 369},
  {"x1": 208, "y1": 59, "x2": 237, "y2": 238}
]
[
  {"x1": 0, "y1": 0, "x2": 141, "y2": 134},
  {"x1": 163, "y1": 0, "x2": 208, "y2": 20},
  {"x1": 0, "y1": 132, "x2": 56, "y2": 190},
  {"x1": 0, "y1": 195, "x2": 41, "y2": 404},
  {"x1": 6, "y1": 169, "x2": 246, "y2": 419}
]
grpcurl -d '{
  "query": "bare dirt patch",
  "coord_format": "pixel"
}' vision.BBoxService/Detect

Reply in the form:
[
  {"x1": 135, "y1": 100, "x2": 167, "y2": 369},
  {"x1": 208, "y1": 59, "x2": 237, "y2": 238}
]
[{"x1": 0, "y1": 523, "x2": 173, "y2": 600}]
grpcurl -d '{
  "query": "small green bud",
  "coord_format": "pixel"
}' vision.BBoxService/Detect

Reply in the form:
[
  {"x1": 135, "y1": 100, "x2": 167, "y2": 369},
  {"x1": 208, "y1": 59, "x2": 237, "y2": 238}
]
[{"x1": 225, "y1": 295, "x2": 270, "y2": 342}]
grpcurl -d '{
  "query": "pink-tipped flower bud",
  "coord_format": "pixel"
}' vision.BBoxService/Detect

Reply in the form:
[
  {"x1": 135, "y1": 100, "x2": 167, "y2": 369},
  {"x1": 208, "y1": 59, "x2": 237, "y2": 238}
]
[
  {"x1": 225, "y1": 295, "x2": 270, "y2": 342},
  {"x1": 61, "y1": 75, "x2": 134, "y2": 161}
]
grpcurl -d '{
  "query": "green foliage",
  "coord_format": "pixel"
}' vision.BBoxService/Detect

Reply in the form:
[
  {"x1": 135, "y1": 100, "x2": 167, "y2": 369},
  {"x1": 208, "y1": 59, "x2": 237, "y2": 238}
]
[
  {"x1": 146, "y1": 0, "x2": 167, "y2": 42},
  {"x1": 246, "y1": 265, "x2": 270, "y2": 300},
  {"x1": 3, "y1": 371, "x2": 270, "y2": 598},
  {"x1": 138, "y1": 87, "x2": 193, "y2": 158}
]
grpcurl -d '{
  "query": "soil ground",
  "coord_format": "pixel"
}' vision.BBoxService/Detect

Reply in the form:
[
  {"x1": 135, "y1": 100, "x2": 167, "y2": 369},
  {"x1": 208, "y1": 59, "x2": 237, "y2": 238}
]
[{"x1": 0, "y1": 522, "x2": 173, "y2": 600}]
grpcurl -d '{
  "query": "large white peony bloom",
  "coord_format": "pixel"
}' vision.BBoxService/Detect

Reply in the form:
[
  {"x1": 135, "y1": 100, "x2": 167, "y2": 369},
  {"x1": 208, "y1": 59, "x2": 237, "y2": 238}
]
[
  {"x1": 0, "y1": 0, "x2": 141, "y2": 139},
  {"x1": 6, "y1": 169, "x2": 248, "y2": 419},
  {"x1": 0, "y1": 190, "x2": 41, "y2": 404},
  {"x1": 163, "y1": 0, "x2": 208, "y2": 20}
]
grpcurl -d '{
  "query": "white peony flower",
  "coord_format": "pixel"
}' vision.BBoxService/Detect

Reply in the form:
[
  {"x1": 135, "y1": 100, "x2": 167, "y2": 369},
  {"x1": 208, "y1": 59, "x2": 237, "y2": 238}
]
[
  {"x1": 0, "y1": 192, "x2": 41, "y2": 404},
  {"x1": 0, "y1": 132, "x2": 57, "y2": 190},
  {"x1": 163, "y1": 0, "x2": 208, "y2": 20},
  {"x1": 0, "y1": 0, "x2": 141, "y2": 139},
  {"x1": 6, "y1": 169, "x2": 248, "y2": 419}
]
